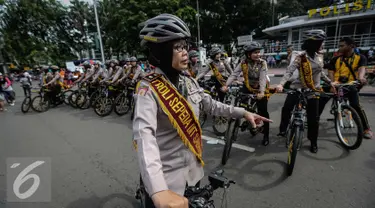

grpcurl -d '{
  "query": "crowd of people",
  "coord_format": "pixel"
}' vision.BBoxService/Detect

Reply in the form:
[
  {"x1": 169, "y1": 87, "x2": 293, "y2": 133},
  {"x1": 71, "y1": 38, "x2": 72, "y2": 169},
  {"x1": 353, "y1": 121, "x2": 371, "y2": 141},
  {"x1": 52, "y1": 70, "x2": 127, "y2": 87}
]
[
  {"x1": 132, "y1": 14, "x2": 372, "y2": 208},
  {"x1": 1, "y1": 13, "x2": 373, "y2": 208}
]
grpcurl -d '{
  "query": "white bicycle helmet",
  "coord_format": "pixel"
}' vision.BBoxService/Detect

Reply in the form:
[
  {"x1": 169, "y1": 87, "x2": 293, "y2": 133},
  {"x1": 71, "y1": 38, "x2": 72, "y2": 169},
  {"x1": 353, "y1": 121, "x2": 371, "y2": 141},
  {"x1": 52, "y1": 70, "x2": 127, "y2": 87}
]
[
  {"x1": 303, "y1": 29, "x2": 327, "y2": 41},
  {"x1": 139, "y1": 13, "x2": 191, "y2": 46}
]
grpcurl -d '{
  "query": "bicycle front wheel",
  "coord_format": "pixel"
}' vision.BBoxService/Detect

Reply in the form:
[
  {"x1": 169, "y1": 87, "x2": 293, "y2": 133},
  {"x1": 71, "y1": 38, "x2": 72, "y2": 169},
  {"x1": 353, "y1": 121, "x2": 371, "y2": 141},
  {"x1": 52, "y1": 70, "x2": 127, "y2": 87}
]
[
  {"x1": 114, "y1": 93, "x2": 130, "y2": 116},
  {"x1": 287, "y1": 127, "x2": 301, "y2": 176},
  {"x1": 31, "y1": 95, "x2": 50, "y2": 112},
  {"x1": 21, "y1": 97, "x2": 32, "y2": 113},
  {"x1": 94, "y1": 96, "x2": 114, "y2": 117},
  {"x1": 334, "y1": 105, "x2": 363, "y2": 150},
  {"x1": 221, "y1": 119, "x2": 240, "y2": 165}
]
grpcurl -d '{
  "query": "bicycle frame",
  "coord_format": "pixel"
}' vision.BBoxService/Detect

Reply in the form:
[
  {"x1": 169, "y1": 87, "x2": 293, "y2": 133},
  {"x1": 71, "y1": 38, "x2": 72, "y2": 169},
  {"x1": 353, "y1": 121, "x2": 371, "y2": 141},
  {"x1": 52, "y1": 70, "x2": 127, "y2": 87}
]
[
  {"x1": 286, "y1": 90, "x2": 307, "y2": 148},
  {"x1": 328, "y1": 83, "x2": 358, "y2": 129}
]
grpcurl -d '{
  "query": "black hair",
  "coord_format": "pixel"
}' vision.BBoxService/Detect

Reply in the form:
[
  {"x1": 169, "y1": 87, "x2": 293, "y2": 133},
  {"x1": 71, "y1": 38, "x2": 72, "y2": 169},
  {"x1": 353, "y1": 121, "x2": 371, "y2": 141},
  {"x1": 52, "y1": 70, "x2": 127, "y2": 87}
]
[
  {"x1": 287, "y1": 45, "x2": 293, "y2": 49},
  {"x1": 146, "y1": 41, "x2": 179, "y2": 86},
  {"x1": 339, "y1": 37, "x2": 355, "y2": 46}
]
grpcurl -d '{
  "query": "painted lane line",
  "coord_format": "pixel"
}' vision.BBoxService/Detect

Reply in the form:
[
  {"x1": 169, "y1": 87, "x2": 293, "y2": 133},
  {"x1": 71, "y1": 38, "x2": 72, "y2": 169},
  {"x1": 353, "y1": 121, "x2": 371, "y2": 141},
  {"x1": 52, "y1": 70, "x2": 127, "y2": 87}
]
[{"x1": 202, "y1": 135, "x2": 256, "y2": 153}]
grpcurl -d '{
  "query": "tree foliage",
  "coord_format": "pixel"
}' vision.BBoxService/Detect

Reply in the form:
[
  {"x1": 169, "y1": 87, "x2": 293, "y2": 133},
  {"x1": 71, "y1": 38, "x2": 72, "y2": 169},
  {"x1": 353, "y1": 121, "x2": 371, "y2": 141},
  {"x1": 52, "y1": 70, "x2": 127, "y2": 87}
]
[{"x1": 0, "y1": 0, "x2": 307, "y2": 66}]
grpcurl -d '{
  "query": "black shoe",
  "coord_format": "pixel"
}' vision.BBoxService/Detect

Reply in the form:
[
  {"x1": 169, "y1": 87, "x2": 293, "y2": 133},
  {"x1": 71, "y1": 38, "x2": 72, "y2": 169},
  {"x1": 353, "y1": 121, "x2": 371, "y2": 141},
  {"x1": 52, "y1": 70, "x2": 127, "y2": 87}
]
[
  {"x1": 277, "y1": 132, "x2": 286, "y2": 137},
  {"x1": 262, "y1": 136, "x2": 269, "y2": 146},
  {"x1": 310, "y1": 144, "x2": 318, "y2": 153}
]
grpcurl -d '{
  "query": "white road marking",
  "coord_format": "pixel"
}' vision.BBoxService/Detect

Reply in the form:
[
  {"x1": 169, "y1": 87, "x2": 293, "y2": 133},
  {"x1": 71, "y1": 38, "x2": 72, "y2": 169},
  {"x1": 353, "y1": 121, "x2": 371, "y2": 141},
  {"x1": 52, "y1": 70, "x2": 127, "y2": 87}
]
[{"x1": 202, "y1": 135, "x2": 256, "y2": 153}]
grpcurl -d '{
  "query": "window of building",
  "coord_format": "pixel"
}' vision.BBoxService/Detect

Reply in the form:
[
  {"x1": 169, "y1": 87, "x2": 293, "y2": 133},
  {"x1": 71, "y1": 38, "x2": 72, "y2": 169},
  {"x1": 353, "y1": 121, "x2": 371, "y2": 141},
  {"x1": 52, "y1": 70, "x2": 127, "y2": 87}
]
[
  {"x1": 292, "y1": 30, "x2": 299, "y2": 42},
  {"x1": 340, "y1": 23, "x2": 355, "y2": 37},
  {"x1": 326, "y1": 25, "x2": 337, "y2": 38},
  {"x1": 356, "y1": 22, "x2": 371, "y2": 35}
]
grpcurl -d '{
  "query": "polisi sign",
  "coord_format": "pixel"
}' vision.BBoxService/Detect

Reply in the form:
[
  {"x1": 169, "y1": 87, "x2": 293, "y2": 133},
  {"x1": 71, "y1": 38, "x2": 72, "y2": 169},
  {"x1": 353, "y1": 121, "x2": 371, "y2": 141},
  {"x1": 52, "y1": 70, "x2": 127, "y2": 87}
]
[{"x1": 308, "y1": 0, "x2": 373, "y2": 18}]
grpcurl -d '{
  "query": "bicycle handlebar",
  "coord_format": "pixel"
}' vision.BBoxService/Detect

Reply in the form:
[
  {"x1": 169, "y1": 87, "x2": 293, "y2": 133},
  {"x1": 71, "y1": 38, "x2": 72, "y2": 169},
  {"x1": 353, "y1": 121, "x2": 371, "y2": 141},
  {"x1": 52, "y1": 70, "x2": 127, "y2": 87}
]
[{"x1": 185, "y1": 170, "x2": 235, "y2": 208}]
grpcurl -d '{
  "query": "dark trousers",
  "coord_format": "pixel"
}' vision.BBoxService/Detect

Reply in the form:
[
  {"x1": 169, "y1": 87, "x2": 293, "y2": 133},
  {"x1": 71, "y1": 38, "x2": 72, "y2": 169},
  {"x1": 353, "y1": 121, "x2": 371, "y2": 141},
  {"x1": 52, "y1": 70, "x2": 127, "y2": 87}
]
[
  {"x1": 48, "y1": 85, "x2": 61, "y2": 104},
  {"x1": 23, "y1": 85, "x2": 31, "y2": 97},
  {"x1": 319, "y1": 87, "x2": 370, "y2": 130},
  {"x1": 279, "y1": 93, "x2": 320, "y2": 144},
  {"x1": 4, "y1": 91, "x2": 15, "y2": 101},
  {"x1": 241, "y1": 87, "x2": 270, "y2": 137},
  {"x1": 213, "y1": 76, "x2": 226, "y2": 102}
]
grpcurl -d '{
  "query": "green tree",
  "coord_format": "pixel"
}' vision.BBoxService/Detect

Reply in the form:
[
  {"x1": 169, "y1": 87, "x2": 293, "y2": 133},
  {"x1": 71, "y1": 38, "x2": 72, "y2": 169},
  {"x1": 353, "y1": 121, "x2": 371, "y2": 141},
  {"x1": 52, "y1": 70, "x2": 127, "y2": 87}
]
[{"x1": 0, "y1": 0, "x2": 77, "y2": 66}]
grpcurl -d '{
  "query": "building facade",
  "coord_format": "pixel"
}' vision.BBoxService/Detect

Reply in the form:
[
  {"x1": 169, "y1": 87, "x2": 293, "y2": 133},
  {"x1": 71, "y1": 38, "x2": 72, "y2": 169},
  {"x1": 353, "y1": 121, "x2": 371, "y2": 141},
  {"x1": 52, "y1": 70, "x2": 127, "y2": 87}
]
[{"x1": 262, "y1": 0, "x2": 375, "y2": 55}]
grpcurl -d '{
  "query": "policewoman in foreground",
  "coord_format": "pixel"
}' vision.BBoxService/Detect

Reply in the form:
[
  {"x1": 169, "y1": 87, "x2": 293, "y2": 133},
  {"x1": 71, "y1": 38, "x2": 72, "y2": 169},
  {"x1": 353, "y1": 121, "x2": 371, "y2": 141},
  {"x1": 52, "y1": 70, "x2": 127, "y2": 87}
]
[{"x1": 133, "y1": 14, "x2": 273, "y2": 208}]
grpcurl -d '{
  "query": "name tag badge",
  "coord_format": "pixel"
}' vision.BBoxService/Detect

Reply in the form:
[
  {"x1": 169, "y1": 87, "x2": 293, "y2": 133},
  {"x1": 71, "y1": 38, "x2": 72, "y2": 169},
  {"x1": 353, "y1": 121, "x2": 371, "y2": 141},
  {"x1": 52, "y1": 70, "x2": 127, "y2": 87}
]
[
  {"x1": 186, "y1": 79, "x2": 198, "y2": 95},
  {"x1": 190, "y1": 93, "x2": 202, "y2": 104}
]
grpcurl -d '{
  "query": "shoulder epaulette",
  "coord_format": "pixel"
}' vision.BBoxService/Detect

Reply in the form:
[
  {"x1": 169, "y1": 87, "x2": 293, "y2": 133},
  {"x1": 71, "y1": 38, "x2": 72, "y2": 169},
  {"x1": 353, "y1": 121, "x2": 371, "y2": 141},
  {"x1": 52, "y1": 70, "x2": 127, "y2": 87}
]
[
  {"x1": 181, "y1": 71, "x2": 191, "y2": 77},
  {"x1": 142, "y1": 73, "x2": 161, "y2": 82}
]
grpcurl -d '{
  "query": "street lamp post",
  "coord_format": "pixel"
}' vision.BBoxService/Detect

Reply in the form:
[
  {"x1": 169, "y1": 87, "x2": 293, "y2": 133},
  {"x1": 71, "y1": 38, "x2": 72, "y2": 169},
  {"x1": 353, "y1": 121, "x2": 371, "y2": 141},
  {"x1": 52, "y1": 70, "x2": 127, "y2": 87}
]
[
  {"x1": 0, "y1": 33, "x2": 6, "y2": 74},
  {"x1": 93, "y1": 0, "x2": 105, "y2": 64},
  {"x1": 196, "y1": 0, "x2": 202, "y2": 68}
]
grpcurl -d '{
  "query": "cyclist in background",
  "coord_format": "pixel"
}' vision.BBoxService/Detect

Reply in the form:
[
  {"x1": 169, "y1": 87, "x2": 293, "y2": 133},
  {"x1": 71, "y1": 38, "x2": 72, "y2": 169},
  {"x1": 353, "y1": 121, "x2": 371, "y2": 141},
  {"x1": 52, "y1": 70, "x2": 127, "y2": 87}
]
[
  {"x1": 276, "y1": 30, "x2": 335, "y2": 153},
  {"x1": 196, "y1": 47, "x2": 233, "y2": 102},
  {"x1": 44, "y1": 65, "x2": 62, "y2": 105},
  {"x1": 187, "y1": 50, "x2": 200, "y2": 78},
  {"x1": 222, "y1": 42, "x2": 271, "y2": 146},
  {"x1": 319, "y1": 37, "x2": 373, "y2": 139}
]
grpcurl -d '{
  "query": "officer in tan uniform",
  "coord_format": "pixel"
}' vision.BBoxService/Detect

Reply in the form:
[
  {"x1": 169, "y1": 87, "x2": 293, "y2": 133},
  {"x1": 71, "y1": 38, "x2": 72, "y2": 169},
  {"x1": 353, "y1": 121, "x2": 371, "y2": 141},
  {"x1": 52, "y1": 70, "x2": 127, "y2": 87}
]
[
  {"x1": 187, "y1": 50, "x2": 200, "y2": 78},
  {"x1": 222, "y1": 42, "x2": 272, "y2": 146},
  {"x1": 134, "y1": 14, "x2": 272, "y2": 208},
  {"x1": 195, "y1": 47, "x2": 233, "y2": 102},
  {"x1": 124, "y1": 56, "x2": 143, "y2": 83}
]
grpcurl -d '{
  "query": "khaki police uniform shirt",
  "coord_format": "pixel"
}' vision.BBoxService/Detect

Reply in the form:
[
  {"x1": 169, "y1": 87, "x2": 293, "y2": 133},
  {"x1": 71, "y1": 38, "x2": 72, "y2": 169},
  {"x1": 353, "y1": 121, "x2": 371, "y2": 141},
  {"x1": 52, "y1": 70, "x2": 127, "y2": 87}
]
[
  {"x1": 280, "y1": 51, "x2": 331, "y2": 89},
  {"x1": 196, "y1": 59, "x2": 233, "y2": 80},
  {"x1": 226, "y1": 58, "x2": 268, "y2": 93},
  {"x1": 126, "y1": 65, "x2": 142, "y2": 81},
  {"x1": 133, "y1": 68, "x2": 246, "y2": 196}
]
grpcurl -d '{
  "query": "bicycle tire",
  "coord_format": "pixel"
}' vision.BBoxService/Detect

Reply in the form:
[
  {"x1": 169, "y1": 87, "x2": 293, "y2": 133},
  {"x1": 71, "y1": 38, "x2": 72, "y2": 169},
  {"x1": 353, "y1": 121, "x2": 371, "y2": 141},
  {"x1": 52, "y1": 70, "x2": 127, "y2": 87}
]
[
  {"x1": 69, "y1": 91, "x2": 79, "y2": 108},
  {"x1": 136, "y1": 176, "x2": 147, "y2": 208},
  {"x1": 286, "y1": 127, "x2": 301, "y2": 176},
  {"x1": 221, "y1": 119, "x2": 240, "y2": 165},
  {"x1": 21, "y1": 97, "x2": 31, "y2": 113},
  {"x1": 89, "y1": 90, "x2": 100, "y2": 108},
  {"x1": 130, "y1": 98, "x2": 135, "y2": 120},
  {"x1": 31, "y1": 95, "x2": 50, "y2": 112},
  {"x1": 63, "y1": 90, "x2": 73, "y2": 105},
  {"x1": 94, "y1": 96, "x2": 114, "y2": 117},
  {"x1": 76, "y1": 93, "x2": 90, "y2": 109},
  {"x1": 212, "y1": 116, "x2": 229, "y2": 136},
  {"x1": 114, "y1": 93, "x2": 130, "y2": 116},
  {"x1": 199, "y1": 103, "x2": 207, "y2": 127},
  {"x1": 334, "y1": 105, "x2": 363, "y2": 150}
]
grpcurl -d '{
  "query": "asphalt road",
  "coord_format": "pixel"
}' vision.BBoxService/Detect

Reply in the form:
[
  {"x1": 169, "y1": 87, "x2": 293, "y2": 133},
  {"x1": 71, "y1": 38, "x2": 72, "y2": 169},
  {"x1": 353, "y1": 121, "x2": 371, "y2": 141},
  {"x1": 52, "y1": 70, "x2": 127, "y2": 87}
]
[{"x1": 0, "y1": 81, "x2": 375, "y2": 208}]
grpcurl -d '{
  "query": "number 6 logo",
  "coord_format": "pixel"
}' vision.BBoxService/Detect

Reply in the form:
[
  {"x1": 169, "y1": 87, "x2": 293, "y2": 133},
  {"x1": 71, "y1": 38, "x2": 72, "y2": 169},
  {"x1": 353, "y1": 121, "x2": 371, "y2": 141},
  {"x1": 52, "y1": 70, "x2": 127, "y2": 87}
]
[{"x1": 11, "y1": 161, "x2": 45, "y2": 199}]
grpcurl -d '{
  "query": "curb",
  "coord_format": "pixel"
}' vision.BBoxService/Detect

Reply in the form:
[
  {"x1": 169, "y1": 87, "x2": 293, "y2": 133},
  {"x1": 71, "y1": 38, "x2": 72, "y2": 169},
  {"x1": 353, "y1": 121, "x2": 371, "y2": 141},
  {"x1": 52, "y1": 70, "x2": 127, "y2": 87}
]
[
  {"x1": 359, "y1": 92, "x2": 375, "y2": 97},
  {"x1": 267, "y1": 74, "x2": 283, "y2": 78},
  {"x1": 268, "y1": 74, "x2": 375, "y2": 97}
]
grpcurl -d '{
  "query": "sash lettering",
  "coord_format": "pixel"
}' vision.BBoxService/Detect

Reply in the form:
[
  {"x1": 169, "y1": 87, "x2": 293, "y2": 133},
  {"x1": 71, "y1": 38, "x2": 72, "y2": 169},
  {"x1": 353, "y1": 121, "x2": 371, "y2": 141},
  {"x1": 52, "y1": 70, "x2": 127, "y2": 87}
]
[{"x1": 149, "y1": 75, "x2": 204, "y2": 165}]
